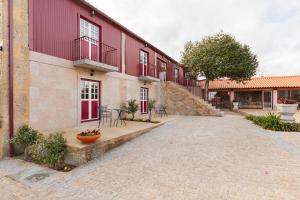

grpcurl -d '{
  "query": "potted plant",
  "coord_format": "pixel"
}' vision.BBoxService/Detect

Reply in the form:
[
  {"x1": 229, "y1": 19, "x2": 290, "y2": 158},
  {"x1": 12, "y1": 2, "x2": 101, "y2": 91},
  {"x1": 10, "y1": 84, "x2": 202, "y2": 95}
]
[
  {"x1": 127, "y1": 99, "x2": 139, "y2": 120},
  {"x1": 148, "y1": 99, "x2": 156, "y2": 121},
  {"x1": 77, "y1": 129, "x2": 101, "y2": 144},
  {"x1": 232, "y1": 100, "x2": 239, "y2": 110},
  {"x1": 277, "y1": 97, "x2": 298, "y2": 122}
]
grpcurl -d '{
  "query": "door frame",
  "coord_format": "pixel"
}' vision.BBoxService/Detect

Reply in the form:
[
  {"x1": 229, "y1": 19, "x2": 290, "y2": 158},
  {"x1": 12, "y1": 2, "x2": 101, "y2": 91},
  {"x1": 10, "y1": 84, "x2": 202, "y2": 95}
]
[
  {"x1": 79, "y1": 17, "x2": 101, "y2": 61},
  {"x1": 80, "y1": 78, "x2": 101, "y2": 123},
  {"x1": 262, "y1": 90, "x2": 273, "y2": 110},
  {"x1": 140, "y1": 87, "x2": 149, "y2": 114},
  {"x1": 140, "y1": 50, "x2": 149, "y2": 76}
]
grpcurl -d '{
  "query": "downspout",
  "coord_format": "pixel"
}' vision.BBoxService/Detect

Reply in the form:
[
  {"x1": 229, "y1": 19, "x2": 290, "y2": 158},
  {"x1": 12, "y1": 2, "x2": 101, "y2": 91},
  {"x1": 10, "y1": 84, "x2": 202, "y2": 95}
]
[{"x1": 8, "y1": 0, "x2": 14, "y2": 156}]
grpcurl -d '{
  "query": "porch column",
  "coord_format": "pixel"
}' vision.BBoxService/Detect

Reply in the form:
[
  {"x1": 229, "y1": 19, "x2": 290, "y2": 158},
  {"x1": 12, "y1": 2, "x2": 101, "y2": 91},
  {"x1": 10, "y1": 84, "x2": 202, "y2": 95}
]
[
  {"x1": 273, "y1": 89, "x2": 278, "y2": 110},
  {"x1": 229, "y1": 90, "x2": 235, "y2": 102}
]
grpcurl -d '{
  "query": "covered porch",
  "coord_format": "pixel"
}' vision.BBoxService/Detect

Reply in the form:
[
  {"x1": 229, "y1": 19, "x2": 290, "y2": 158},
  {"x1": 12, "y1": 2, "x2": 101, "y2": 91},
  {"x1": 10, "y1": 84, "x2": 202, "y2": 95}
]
[{"x1": 209, "y1": 88, "x2": 300, "y2": 110}]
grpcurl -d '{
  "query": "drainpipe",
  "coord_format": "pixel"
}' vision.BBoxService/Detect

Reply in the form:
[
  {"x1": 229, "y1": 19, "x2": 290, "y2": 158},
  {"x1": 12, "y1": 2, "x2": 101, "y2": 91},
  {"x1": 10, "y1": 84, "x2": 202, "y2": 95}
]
[{"x1": 8, "y1": 0, "x2": 14, "y2": 156}]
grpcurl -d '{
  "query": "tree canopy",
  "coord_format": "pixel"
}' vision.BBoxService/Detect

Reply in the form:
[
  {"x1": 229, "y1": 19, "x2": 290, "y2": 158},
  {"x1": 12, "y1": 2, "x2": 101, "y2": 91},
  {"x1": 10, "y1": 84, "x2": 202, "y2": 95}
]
[{"x1": 181, "y1": 32, "x2": 258, "y2": 99}]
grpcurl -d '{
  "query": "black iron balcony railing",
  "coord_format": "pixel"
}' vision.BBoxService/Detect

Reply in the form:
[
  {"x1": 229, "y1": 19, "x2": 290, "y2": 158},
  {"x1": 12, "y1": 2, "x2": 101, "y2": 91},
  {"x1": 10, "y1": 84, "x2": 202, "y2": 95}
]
[
  {"x1": 139, "y1": 63, "x2": 159, "y2": 78},
  {"x1": 73, "y1": 36, "x2": 117, "y2": 67}
]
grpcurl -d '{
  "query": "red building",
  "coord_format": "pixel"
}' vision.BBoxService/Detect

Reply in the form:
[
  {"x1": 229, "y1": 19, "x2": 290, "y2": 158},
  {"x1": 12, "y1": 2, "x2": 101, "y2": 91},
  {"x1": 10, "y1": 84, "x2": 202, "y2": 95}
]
[{"x1": 1, "y1": 0, "x2": 198, "y2": 134}]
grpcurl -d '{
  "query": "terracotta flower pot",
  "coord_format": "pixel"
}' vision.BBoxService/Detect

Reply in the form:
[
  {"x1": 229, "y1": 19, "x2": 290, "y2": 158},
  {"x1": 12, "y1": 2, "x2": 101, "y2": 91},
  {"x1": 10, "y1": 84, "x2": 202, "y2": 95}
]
[{"x1": 76, "y1": 134, "x2": 101, "y2": 144}]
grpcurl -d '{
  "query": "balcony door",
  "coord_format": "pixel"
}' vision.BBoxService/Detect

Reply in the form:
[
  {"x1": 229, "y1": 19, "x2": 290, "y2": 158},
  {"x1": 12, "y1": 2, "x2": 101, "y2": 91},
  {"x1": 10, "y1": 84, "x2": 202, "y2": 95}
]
[
  {"x1": 158, "y1": 59, "x2": 167, "y2": 81},
  {"x1": 80, "y1": 18, "x2": 100, "y2": 61},
  {"x1": 175, "y1": 68, "x2": 179, "y2": 83},
  {"x1": 140, "y1": 50, "x2": 148, "y2": 76},
  {"x1": 81, "y1": 80, "x2": 100, "y2": 121},
  {"x1": 140, "y1": 87, "x2": 148, "y2": 114}
]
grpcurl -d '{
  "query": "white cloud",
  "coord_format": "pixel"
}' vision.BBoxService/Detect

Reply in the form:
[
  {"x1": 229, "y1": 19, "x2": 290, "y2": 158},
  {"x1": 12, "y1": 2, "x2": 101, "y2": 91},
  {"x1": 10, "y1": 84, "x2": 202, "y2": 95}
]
[{"x1": 87, "y1": 0, "x2": 300, "y2": 76}]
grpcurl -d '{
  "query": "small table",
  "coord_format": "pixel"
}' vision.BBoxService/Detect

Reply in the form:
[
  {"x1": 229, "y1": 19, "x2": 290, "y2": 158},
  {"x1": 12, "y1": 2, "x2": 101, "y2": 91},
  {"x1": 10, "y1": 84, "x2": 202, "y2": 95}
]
[{"x1": 113, "y1": 109, "x2": 127, "y2": 127}]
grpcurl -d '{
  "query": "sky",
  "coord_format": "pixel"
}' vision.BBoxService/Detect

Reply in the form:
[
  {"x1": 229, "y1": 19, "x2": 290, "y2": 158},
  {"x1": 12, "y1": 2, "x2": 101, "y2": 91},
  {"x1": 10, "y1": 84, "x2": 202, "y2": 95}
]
[{"x1": 87, "y1": 0, "x2": 300, "y2": 76}]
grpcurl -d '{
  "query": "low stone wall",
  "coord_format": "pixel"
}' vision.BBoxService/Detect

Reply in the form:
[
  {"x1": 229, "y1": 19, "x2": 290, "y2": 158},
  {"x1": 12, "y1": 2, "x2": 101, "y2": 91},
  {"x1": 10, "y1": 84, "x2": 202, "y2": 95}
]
[
  {"x1": 160, "y1": 82, "x2": 220, "y2": 116},
  {"x1": 64, "y1": 123, "x2": 164, "y2": 166}
]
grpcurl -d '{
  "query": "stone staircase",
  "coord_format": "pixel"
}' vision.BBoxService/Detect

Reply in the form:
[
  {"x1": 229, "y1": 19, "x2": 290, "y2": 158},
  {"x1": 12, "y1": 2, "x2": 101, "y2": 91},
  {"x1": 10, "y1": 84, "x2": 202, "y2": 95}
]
[{"x1": 160, "y1": 81, "x2": 223, "y2": 116}]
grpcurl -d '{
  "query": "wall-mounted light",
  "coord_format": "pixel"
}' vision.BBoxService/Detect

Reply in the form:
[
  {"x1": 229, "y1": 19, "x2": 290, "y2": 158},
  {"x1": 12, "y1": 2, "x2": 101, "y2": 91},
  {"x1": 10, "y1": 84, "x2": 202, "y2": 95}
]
[
  {"x1": 91, "y1": 10, "x2": 96, "y2": 17},
  {"x1": 90, "y1": 69, "x2": 95, "y2": 76},
  {"x1": 145, "y1": 43, "x2": 148, "y2": 48}
]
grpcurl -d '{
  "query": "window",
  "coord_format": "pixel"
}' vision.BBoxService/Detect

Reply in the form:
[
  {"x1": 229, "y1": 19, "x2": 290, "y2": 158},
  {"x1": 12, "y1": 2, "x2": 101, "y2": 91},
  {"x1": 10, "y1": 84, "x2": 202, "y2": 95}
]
[
  {"x1": 80, "y1": 18, "x2": 99, "y2": 43},
  {"x1": 140, "y1": 50, "x2": 148, "y2": 65}
]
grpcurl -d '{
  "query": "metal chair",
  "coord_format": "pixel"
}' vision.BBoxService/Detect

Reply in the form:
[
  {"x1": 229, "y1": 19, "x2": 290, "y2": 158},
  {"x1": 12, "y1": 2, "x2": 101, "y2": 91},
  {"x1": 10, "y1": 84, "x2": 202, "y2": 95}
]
[
  {"x1": 98, "y1": 105, "x2": 112, "y2": 128},
  {"x1": 156, "y1": 105, "x2": 168, "y2": 117}
]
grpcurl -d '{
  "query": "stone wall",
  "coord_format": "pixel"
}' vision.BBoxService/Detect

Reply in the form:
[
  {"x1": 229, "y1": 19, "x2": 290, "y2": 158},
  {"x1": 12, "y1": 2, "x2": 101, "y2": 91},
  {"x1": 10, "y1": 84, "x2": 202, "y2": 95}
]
[
  {"x1": 0, "y1": 0, "x2": 8, "y2": 157},
  {"x1": 160, "y1": 81, "x2": 220, "y2": 116},
  {"x1": 29, "y1": 51, "x2": 161, "y2": 132},
  {"x1": 0, "y1": 0, "x2": 30, "y2": 158}
]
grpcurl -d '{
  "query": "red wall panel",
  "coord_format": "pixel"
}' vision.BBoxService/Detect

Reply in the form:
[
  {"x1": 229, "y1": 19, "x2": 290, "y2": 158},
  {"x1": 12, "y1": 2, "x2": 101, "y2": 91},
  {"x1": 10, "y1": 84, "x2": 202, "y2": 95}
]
[
  {"x1": 29, "y1": 0, "x2": 121, "y2": 71},
  {"x1": 125, "y1": 35, "x2": 156, "y2": 76},
  {"x1": 28, "y1": 0, "x2": 185, "y2": 79}
]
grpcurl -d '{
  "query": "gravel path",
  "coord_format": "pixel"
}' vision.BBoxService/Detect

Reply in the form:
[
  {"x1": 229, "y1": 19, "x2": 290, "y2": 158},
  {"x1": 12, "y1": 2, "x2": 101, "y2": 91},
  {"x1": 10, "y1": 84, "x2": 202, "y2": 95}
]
[{"x1": 1, "y1": 113, "x2": 300, "y2": 199}]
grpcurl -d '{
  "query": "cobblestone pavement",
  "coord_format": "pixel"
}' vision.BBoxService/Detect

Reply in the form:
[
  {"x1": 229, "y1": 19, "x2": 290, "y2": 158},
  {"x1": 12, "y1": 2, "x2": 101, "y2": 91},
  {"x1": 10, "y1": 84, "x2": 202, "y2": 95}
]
[{"x1": 1, "y1": 114, "x2": 300, "y2": 199}]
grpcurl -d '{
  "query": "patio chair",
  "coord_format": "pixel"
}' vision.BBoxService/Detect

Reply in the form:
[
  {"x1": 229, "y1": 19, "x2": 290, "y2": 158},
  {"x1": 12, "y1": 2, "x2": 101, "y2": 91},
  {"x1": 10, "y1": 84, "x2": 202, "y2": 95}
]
[
  {"x1": 156, "y1": 105, "x2": 168, "y2": 117},
  {"x1": 98, "y1": 105, "x2": 112, "y2": 128}
]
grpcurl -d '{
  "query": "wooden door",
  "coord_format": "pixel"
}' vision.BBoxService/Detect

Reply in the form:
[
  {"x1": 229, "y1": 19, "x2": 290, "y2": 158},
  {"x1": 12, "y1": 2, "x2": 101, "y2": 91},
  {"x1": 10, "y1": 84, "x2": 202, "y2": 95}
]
[
  {"x1": 81, "y1": 80, "x2": 100, "y2": 121},
  {"x1": 140, "y1": 87, "x2": 149, "y2": 114}
]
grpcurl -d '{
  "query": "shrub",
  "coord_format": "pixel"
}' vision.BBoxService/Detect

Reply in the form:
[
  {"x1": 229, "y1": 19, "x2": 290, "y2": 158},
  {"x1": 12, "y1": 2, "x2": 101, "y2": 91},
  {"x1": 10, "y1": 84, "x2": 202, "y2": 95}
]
[
  {"x1": 10, "y1": 125, "x2": 39, "y2": 150},
  {"x1": 246, "y1": 113, "x2": 300, "y2": 132},
  {"x1": 148, "y1": 99, "x2": 156, "y2": 121},
  {"x1": 26, "y1": 133, "x2": 67, "y2": 168},
  {"x1": 127, "y1": 99, "x2": 139, "y2": 120}
]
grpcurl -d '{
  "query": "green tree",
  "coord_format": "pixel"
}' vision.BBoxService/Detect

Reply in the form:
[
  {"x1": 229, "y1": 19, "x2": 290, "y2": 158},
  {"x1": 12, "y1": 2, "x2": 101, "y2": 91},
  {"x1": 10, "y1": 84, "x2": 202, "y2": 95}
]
[{"x1": 181, "y1": 32, "x2": 258, "y2": 100}]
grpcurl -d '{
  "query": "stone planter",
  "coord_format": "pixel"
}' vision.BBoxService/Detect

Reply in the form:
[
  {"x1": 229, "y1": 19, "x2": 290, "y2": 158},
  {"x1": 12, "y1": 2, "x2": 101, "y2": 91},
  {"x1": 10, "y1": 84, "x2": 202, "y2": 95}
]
[
  {"x1": 277, "y1": 104, "x2": 298, "y2": 122},
  {"x1": 232, "y1": 102, "x2": 239, "y2": 110}
]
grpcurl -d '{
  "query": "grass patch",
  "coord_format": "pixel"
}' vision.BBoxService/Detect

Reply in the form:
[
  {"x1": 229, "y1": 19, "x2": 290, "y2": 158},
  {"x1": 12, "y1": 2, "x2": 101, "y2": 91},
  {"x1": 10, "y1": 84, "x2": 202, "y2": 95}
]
[{"x1": 246, "y1": 113, "x2": 300, "y2": 132}]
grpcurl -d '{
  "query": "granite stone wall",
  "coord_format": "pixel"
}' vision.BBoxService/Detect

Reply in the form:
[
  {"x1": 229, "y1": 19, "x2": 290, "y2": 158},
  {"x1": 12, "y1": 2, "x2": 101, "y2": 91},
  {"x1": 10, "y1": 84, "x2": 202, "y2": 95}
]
[
  {"x1": 0, "y1": 0, "x2": 30, "y2": 157},
  {"x1": 160, "y1": 81, "x2": 220, "y2": 116}
]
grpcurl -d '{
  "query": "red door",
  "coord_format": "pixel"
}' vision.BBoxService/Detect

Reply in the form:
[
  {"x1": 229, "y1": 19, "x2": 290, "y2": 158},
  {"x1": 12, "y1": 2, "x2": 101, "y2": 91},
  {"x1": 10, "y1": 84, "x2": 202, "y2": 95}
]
[
  {"x1": 140, "y1": 87, "x2": 148, "y2": 114},
  {"x1": 81, "y1": 80, "x2": 100, "y2": 121}
]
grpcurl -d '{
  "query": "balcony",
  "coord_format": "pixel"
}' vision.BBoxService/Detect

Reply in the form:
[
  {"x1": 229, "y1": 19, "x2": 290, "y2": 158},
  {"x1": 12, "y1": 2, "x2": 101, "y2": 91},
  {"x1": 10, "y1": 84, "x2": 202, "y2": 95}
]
[
  {"x1": 138, "y1": 63, "x2": 160, "y2": 83},
  {"x1": 73, "y1": 36, "x2": 118, "y2": 73}
]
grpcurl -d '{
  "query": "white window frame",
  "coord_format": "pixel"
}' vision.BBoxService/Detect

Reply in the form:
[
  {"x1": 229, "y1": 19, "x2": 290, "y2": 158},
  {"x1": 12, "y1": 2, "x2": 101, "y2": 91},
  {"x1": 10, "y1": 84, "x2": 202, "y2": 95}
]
[{"x1": 140, "y1": 51, "x2": 148, "y2": 76}]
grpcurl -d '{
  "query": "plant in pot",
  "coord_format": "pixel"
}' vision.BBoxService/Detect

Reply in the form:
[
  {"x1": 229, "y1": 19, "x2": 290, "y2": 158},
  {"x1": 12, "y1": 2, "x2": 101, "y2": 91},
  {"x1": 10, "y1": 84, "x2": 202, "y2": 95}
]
[
  {"x1": 127, "y1": 99, "x2": 139, "y2": 120},
  {"x1": 148, "y1": 99, "x2": 156, "y2": 122},
  {"x1": 77, "y1": 129, "x2": 101, "y2": 144},
  {"x1": 232, "y1": 99, "x2": 239, "y2": 110},
  {"x1": 277, "y1": 97, "x2": 298, "y2": 122}
]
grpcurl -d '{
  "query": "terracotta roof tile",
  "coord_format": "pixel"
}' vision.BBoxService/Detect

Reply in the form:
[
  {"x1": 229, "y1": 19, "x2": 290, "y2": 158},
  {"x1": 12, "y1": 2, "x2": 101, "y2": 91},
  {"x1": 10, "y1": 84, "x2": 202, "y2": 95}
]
[{"x1": 201, "y1": 75, "x2": 300, "y2": 90}]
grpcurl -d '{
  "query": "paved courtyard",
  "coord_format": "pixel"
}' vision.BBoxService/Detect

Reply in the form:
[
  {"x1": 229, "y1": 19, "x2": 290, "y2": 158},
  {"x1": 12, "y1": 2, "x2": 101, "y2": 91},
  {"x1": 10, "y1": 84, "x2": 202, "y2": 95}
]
[{"x1": 1, "y1": 113, "x2": 300, "y2": 199}]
